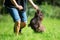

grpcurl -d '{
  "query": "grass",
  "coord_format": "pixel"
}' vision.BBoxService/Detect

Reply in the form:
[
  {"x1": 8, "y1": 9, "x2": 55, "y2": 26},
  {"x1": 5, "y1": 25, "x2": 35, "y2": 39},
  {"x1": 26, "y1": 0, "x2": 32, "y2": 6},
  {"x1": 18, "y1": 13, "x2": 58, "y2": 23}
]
[{"x1": 0, "y1": 15, "x2": 60, "y2": 40}]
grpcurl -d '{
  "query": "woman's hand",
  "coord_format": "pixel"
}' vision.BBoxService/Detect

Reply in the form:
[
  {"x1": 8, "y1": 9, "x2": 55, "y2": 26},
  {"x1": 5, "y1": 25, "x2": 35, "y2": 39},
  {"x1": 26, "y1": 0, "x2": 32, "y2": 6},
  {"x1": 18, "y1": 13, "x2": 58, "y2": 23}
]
[
  {"x1": 28, "y1": 0, "x2": 39, "y2": 10},
  {"x1": 33, "y1": 5, "x2": 39, "y2": 10},
  {"x1": 16, "y1": 5, "x2": 23, "y2": 10}
]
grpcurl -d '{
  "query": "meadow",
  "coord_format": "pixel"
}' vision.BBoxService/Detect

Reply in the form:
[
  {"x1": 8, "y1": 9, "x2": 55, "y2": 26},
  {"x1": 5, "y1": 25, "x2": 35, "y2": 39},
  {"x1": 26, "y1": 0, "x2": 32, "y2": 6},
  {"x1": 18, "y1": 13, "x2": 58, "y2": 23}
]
[
  {"x1": 0, "y1": 3, "x2": 60, "y2": 40},
  {"x1": 0, "y1": 14, "x2": 60, "y2": 40}
]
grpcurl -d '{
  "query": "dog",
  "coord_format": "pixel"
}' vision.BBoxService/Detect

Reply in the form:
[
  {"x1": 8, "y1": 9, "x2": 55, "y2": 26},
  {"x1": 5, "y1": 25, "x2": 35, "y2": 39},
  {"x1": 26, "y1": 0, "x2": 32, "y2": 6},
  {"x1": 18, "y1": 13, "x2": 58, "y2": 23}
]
[{"x1": 28, "y1": 10, "x2": 45, "y2": 32}]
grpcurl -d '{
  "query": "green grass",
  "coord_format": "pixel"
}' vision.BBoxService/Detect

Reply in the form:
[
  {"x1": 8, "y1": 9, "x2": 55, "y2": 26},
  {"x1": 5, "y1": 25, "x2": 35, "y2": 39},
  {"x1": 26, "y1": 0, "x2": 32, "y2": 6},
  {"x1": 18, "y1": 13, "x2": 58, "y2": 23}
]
[{"x1": 0, "y1": 15, "x2": 60, "y2": 40}]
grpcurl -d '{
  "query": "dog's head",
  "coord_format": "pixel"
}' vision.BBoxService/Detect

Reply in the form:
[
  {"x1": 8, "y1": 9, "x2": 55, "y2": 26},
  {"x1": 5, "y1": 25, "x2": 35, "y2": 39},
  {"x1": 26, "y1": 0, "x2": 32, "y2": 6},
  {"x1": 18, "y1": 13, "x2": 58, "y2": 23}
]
[{"x1": 34, "y1": 10, "x2": 43, "y2": 21}]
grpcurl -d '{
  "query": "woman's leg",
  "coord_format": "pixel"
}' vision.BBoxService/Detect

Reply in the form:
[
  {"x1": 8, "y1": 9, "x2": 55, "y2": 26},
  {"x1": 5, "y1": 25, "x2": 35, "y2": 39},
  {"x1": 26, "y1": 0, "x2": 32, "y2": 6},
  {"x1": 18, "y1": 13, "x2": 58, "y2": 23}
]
[
  {"x1": 7, "y1": 7, "x2": 21, "y2": 35},
  {"x1": 14, "y1": 21, "x2": 20, "y2": 35},
  {"x1": 19, "y1": 11, "x2": 27, "y2": 32}
]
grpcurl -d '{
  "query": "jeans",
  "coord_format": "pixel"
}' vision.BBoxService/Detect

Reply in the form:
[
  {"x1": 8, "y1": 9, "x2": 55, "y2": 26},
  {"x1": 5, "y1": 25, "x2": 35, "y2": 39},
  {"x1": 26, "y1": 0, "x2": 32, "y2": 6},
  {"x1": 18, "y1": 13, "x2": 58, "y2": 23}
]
[{"x1": 7, "y1": 7, "x2": 27, "y2": 23}]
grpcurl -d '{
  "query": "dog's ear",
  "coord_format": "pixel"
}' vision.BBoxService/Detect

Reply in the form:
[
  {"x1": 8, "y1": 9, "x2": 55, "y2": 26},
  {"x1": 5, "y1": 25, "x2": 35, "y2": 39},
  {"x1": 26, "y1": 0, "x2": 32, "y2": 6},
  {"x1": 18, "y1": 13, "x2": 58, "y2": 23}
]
[
  {"x1": 35, "y1": 10, "x2": 40, "y2": 16},
  {"x1": 37, "y1": 10, "x2": 39, "y2": 13}
]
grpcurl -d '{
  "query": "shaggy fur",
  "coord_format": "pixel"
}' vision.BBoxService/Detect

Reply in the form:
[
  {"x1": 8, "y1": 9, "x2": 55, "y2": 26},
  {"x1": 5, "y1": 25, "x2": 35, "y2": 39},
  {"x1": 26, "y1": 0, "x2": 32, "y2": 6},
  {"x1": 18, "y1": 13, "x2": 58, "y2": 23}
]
[{"x1": 28, "y1": 10, "x2": 45, "y2": 32}]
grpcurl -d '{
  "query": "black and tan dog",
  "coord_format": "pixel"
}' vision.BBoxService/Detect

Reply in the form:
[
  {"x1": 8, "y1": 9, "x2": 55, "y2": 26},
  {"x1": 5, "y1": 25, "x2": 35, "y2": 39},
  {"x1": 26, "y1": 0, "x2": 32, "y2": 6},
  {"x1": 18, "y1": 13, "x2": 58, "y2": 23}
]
[{"x1": 28, "y1": 10, "x2": 45, "y2": 32}]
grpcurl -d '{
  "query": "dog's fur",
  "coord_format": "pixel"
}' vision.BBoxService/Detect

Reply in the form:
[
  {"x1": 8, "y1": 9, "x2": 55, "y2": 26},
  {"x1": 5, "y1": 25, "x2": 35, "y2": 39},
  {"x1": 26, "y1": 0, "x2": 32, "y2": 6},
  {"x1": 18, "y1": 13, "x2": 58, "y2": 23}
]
[{"x1": 28, "y1": 10, "x2": 45, "y2": 32}]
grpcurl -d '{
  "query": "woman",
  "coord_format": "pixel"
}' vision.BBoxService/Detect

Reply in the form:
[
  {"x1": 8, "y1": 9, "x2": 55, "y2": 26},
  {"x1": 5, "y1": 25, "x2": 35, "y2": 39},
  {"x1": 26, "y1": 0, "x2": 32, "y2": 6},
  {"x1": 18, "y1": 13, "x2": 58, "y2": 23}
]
[{"x1": 4, "y1": 0, "x2": 39, "y2": 35}]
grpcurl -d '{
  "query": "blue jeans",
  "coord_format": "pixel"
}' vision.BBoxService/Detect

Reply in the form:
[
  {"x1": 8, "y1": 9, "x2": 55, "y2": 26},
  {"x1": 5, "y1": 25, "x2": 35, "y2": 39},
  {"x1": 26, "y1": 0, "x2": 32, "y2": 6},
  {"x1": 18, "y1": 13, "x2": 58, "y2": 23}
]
[{"x1": 7, "y1": 7, "x2": 27, "y2": 23}]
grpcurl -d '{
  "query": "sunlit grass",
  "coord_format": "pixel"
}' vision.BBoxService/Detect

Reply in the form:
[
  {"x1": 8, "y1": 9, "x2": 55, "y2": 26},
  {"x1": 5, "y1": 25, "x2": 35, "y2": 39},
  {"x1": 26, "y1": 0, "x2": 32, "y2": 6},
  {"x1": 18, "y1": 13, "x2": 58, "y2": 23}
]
[{"x1": 0, "y1": 15, "x2": 60, "y2": 40}]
